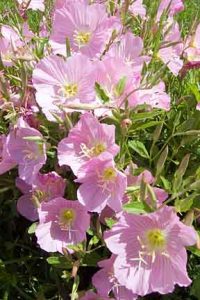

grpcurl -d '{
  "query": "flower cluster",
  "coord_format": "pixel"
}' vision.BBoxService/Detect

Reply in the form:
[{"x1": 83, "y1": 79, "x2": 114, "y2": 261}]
[{"x1": 0, "y1": 0, "x2": 199, "y2": 299}]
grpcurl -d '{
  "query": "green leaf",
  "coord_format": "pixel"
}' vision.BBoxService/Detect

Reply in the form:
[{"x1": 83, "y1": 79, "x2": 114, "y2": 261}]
[
  {"x1": 173, "y1": 154, "x2": 190, "y2": 192},
  {"x1": 188, "y1": 246, "x2": 200, "y2": 257},
  {"x1": 155, "y1": 146, "x2": 168, "y2": 177},
  {"x1": 131, "y1": 110, "x2": 165, "y2": 121},
  {"x1": 114, "y1": 76, "x2": 127, "y2": 97},
  {"x1": 95, "y1": 82, "x2": 109, "y2": 103},
  {"x1": 105, "y1": 217, "x2": 117, "y2": 228},
  {"x1": 82, "y1": 252, "x2": 102, "y2": 267},
  {"x1": 131, "y1": 121, "x2": 162, "y2": 131},
  {"x1": 160, "y1": 176, "x2": 171, "y2": 191},
  {"x1": 28, "y1": 222, "x2": 37, "y2": 234},
  {"x1": 175, "y1": 197, "x2": 193, "y2": 213},
  {"x1": 47, "y1": 256, "x2": 72, "y2": 269},
  {"x1": 128, "y1": 140, "x2": 150, "y2": 159},
  {"x1": 189, "y1": 83, "x2": 200, "y2": 102},
  {"x1": 123, "y1": 201, "x2": 151, "y2": 214}
]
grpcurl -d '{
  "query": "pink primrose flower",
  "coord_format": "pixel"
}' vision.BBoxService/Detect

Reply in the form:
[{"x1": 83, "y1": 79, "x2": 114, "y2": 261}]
[
  {"x1": 0, "y1": 25, "x2": 22, "y2": 66},
  {"x1": 157, "y1": 0, "x2": 184, "y2": 20},
  {"x1": 6, "y1": 118, "x2": 46, "y2": 184},
  {"x1": 35, "y1": 197, "x2": 90, "y2": 253},
  {"x1": 108, "y1": 32, "x2": 150, "y2": 74},
  {"x1": 32, "y1": 54, "x2": 96, "y2": 120},
  {"x1": 0, "y1": 134, "x2": 16, "y2": 175},
  {"x1": 16, "y1": 172, "x2": 66, "y2": 221},
  {"x1": 135, "y1": 82, "x2": 171, "y2": 110},
  {"x1": 104, "y1": 206, "x2": 197, "y2": 296},
  {"x1": 94, "y1": 57, "x2": 140, "y2": 112},
  {"x1": 129, "y1": 0, "x2": 146, "y2": 18},
  {"x1": 58, "y1": 112, "x2": 119, "y2": 175},
  {"x1": 76, "y1": 154, "x2": 127, "y2": 213},
  {"x1": 185, "y1": 24, "x2": 200, "y2": 62},
  {"x1": 158, "y1": 22, "x2": 183, "y2": 75},
  {"x1": 50, "y1": 1, "x2": 120, "y2": 57},
  {"x1": 92, "y1": 255, "x2": 138, "y2": 300}
]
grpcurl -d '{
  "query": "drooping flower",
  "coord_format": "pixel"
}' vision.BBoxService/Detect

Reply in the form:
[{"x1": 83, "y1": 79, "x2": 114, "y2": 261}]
[
  {"x1": 158, "y1": 22, "x2": 183, "y2": 76},
  {"x1": 35, "y1": 197, "x2": 90, "y2": 253},
  {"x1": 58, "y1": 112, "x2": 119, "y2": 175},
  {"x1": 76, "y1": 154, "x2": 127, "y2": 213},
  {"x1": 157, "y1": 0, "x2": 184, "y2": 20},
  {"x1": 124, "y1": 164, "x2": 168, "y2": 208},
  {"x1": 135, "y1": 82, "x2": 171, "y2": 110},
  {"x1": 32, "y1": 54, "x2": 96, "y2": 120},
  {"x1": 50, "y1": 1, "x2": 120, "y2": 57},
  {"x1": 125, "y1": 164, "x2": 155, "y2": 187},
  {"x1": 104, "y1": 206, "x2": 197, "y2": 296},
  {"x1": 92, "y1": 255, "x2": 138, "y2": 300},
  {"x1": 108, "y1": 32, "x2": 150, "y2": 74},
  {"x1": 6, "y1": 118, "x2": 46, "y2": 184},
  {"x1": 185, "y1": 24, "x2": 200, "y2": 62},
  {"x1": 0, "y1": 25, "x2": 22, "y2": 66},
  {"x1": 94, "y1": 57, "x2": 140, "y2": 113},
  {"x1": 18, "y1": 0, "x2": 45, "y2": 11},
  {"x1": 129, "y1": 0, "x2": 146, "y2": 18},
  {"x1": 16, "y1": 172, "x2": 66, "y2": 221},
  {"x1": 0, "y1": 134, "x2": 16, "y2": 175}
]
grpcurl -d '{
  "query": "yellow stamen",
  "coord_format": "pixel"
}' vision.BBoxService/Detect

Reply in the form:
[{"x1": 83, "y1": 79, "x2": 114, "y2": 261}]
[
  {"x1": 59, "y1": 208, "x2": 76, "y2": 230},
  {"x1": 146, "y1": 229, "x2": 166, "y2": 252},
  {"x1": 62, "y1": 83, "x2": 78, "y2": 98},
  {"x1": 92, "y1": 143, "x2": 106, "y2": 156},
  {"x1": 102, "y1": 167, "x2": 116, "y2": 181},
  {"x1": 74, "y1": 31, "x2": 91, "y2": 47}
]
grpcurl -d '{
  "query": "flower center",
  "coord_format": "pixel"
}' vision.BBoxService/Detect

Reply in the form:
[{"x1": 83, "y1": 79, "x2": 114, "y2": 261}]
[
  {"x1": 62, "y1": 83, "x2": 78, "y2": 98},
  {"x1": 145, "y1": 229, "x2": 166, "y2": 252},
  {"x1": 92, "y1": 143, "x2": 106, "y2": 156},
  {"x1": 80, "y1": 142, "x2": 106, "y2": 158},
  {"x1": 102, "y1": 167, "x2": 117, "y2": 181},
  {"x1": 31, "y1": 190, "x2": 47, "y2": 208},
  {"x1": 59, "y1": 208, "x2": 76, "y2": 230},
  {"x1": 74, "y1": 31, "x2": 91, "y2": 47}
]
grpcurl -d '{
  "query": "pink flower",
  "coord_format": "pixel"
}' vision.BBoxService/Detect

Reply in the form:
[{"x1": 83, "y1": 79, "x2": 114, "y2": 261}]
[
  {"x1": 125, "y1": 164, "x2": 154, "y2": 187},
  {"x1": 94, "y1": 57, "x2": 140, "y2": 112},
  {"x1": 185, "y1": 24, "x2": 200, "y2": 62},
  {"x1": 58, "y1": 113, "x2": 119, "y2": 175},
  {"x1": 76, "y1": 155, "x2": 127, "y2": 213},
  {"x1": 92, "y1": 255, "x2": 138, "y2": 300},
  {"x1": 129, "y1": 0, "x2": 146, "y2": 18},
  {"x1": 6, "y1": 118, "x2": 46, "y2": 184},
  {"x1": 136, "y1": 82, "x2": 171, "y2": 110},
  {"x1": 0, "y1": 25, "x2": 22, "y2": 66},
  {"x1": 18, "y1": 0, "x2": 45, "y2": 11},
  {"x1": 158, "y1": 22, "x2": 183, "y2": 75},
  {"x1": 32, "y1": 54, "x2": 96, "y2": 121},
  {"x1": 16, "y1": 172, "x2": 66, "y2": 221},
  {"x1": 50, "y1": 1, "x2": 120, "y2": 57},
  {"x1": 146, "y1": 187, "x2": 168, "y2": 209},
  {"x1": 0, "y1": 134, "x2": 16, "y2": 175},
  {"x1": 108, "y1": 32, "x2": 150, "y2": 74},
  {"x1": 104, "y1": 206, "x2": 197, "y2": 296},
  {"x1": 124, "y1": 164, "x2": 168, "y2": 208},
  {"x1": 80, "y1": 291, "x2": 114, "y2": 300},
  {"x1": 157, "y1": 0, "x2": 184, "y2": 20},
  {"x1": 35, "y1": 197, "x2": 90, "y2": 253}
]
